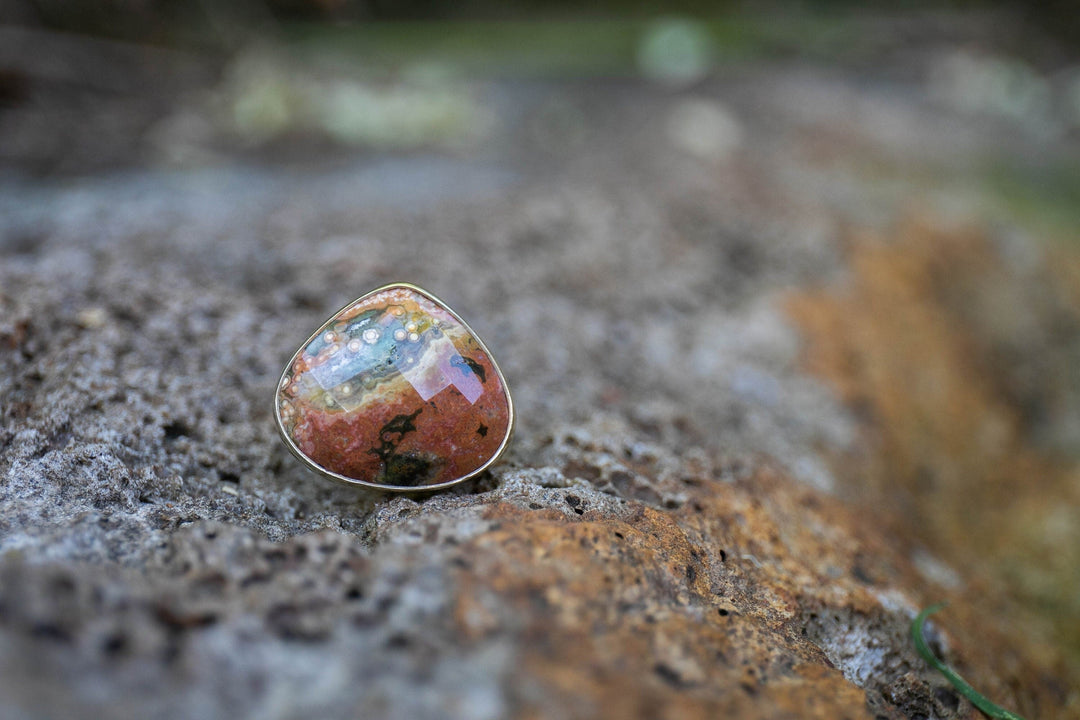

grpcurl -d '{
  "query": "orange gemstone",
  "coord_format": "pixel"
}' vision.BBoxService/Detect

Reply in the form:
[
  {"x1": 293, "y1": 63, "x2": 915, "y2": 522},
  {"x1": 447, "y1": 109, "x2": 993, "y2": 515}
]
[{"x1": 275, "y1": 284, "x2": 513, "y2": 490}]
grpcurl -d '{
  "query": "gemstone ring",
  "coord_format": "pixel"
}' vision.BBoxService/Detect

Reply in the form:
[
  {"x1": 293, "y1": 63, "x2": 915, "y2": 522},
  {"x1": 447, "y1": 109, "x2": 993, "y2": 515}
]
[{"x1": 274, "y1": 283, "x2": 514, "y2": 492}]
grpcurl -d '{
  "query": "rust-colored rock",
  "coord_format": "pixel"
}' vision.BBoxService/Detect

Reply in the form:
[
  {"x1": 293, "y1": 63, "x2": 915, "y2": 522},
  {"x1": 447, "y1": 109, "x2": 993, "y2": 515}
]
[{"x1": 787, "y1": 220, "x2": 1080, "y2": 707}]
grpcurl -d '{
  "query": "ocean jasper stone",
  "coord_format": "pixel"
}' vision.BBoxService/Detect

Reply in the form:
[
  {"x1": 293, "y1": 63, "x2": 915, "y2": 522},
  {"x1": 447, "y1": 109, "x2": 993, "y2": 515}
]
[{"x1": 275, "y1": 284, "x2": 513, "y2": 490}]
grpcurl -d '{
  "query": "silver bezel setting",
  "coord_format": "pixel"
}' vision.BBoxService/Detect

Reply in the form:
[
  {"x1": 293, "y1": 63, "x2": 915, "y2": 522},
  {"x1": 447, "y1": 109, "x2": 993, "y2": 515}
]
[{"x1": 274, "y1": 282, "x2": 515, "y2": 493}]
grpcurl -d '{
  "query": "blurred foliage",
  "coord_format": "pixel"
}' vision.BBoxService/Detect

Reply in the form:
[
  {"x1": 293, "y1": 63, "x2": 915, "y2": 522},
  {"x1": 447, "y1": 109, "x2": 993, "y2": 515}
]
[
  {"x1": 3, "y1": 0, "x2": 1079, "y2": 55},
  {"x1": 280, "y1": 15, "x2": 930, "y2": 78},
  {"x1": 984, "y1": 161, "x2": 1080, "y2": 243},
  {"x1": 218, "y1": 48, "x2": 488, "y2": 149}
]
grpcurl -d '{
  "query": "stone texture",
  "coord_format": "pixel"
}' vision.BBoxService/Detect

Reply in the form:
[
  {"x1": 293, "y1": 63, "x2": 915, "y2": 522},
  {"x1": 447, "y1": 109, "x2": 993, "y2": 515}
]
[
  {"x1": 276, "y1": 284, "x2": 512, "y2": 489},
  {"x1": 1, "y1": 15, "x2": 1079, "y2": 720},
  {"x1": 787, "y1": 221, "x2": 1080, "y2": 669}
]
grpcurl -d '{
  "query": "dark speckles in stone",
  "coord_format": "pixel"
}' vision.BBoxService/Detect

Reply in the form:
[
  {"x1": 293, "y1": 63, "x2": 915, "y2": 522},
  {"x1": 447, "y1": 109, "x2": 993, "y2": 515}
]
[
  {"x1": 851, "y1": 564, "x2": 874, "y2": 585},
  {"x1": 102, "y1": 632, "x2": 129, "y2": 657},
  {"x1": 934, "y1": 687, "x2": 960, "y2": 714},
  {"x1": 653, "y1": 663, "x2": 688, "y2": 689},
  {"x1": 385, "y1": 633, "x2": 412, "y2": 650}
]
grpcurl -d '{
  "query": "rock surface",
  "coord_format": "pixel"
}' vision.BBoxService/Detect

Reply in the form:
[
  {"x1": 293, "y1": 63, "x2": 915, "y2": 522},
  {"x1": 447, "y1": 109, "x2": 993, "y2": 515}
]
[{"x1": 2, "y1": 16, "x2": 1079, "y2": 720}]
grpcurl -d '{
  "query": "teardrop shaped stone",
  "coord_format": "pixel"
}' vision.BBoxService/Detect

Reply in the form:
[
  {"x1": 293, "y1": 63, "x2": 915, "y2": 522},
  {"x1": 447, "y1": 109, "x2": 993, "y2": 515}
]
[{"x1": 275, "y1": 284, "x2": 513, "y2": 490}]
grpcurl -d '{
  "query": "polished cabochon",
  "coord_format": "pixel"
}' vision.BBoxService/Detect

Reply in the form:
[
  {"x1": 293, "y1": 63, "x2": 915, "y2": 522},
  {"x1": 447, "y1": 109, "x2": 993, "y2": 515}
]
[{"x1": 275, "y1": 283, "x2": 514, "y2": 491}]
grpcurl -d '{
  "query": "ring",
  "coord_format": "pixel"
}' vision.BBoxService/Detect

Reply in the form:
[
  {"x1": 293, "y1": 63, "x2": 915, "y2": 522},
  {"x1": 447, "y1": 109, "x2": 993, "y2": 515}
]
[{"x1": 274, "y1": 282, "x2": 514, "y2": 492}]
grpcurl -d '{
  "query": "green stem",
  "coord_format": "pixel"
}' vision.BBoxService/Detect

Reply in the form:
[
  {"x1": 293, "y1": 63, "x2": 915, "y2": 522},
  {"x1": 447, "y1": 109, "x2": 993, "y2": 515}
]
[{"x1": 911, "y1": 603, "x2": 1027, "y2": 720}]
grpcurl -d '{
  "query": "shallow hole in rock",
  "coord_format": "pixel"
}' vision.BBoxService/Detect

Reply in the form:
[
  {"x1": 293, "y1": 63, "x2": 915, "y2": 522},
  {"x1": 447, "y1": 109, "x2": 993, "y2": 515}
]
[
  {"x1": 267, "y1": 607, "x2": 325, "y2": 641},
  {"x1": 653, "y1": 663, "x2": 687, "y2": 688},
  {"x1": 565, "y1": 494, "x2": 585, "y2": 514},
  {"x1": 385, "y1": 633, "x2": 412, "y2": 650},
  {"x1": 194, "y1": 573, "x2": 227, "y2": 596},
  {"x1": 851, "y1": 564, "x2": 874, "y2": 585},
  {"x1": 289, "y1": 291, "x2": 323, "y2": 310},
  {"x1": 102, "y1": 632, "x2": 128, "y2": 657},
  {"x1": 2, "y1": 229, "x2": 44, "y2": 255},
  {"x1": 49, "y1": 575, "x2": 76, "y2": 598},
  {"x1": 162, "y1": 637, "x2": 182, "y2": 666},
  {"x1": 240, "y1": 573, "x2": 271, "y2": 588},
  {"x1": 934, "y1": 687, "x2": 960, "y2": 713},
  {"x1": 30, "y1": 623, "x2": 72, "y2": 643},
  {"x1": 563, "y1": 461, "x2": 601, "y2": 482},
  {"x1": 162, "y1": 420, "x2": 192, "y2": 441},
  {"x1": 632, "y1": 418, "x2": 663, "y2": 441},
  {"x1": 156, "y1": 606, "x2": 219, "y2": 630},
  {"x1": 264, "y1": 549, "x2": 288, "y2": 566}
]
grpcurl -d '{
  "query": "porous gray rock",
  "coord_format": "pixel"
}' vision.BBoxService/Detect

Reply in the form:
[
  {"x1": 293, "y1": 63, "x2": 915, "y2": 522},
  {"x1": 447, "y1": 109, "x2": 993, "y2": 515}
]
[{"x1": 2, "y1": 28, "x2": 1078, "y2": 719}]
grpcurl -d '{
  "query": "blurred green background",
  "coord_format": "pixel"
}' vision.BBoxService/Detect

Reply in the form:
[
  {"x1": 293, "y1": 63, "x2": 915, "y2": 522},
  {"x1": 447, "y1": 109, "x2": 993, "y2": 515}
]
[
  {"x1": 3, "y1": 0, "x2": 1080, "y2": 47},
  {"x1": 4, "y1": 0, "x2": 1080, "y2": 233}
]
